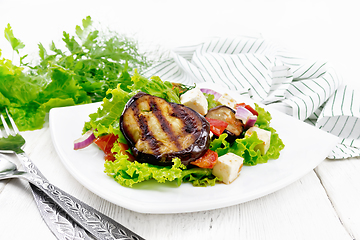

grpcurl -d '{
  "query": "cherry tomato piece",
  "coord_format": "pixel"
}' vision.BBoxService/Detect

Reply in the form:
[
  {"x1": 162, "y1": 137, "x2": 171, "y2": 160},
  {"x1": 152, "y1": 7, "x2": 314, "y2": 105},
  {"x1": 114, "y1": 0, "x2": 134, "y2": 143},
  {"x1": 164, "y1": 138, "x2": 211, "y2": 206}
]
[
  {"x1": 94, "y1": 134, "x2": 135, "y2": 162},
  {"x1": 205, "y1": 117, "x2": 229, "y2": 136},
  {"x1": 190, "y1": 149, "x2": 218, "y2": 169}
]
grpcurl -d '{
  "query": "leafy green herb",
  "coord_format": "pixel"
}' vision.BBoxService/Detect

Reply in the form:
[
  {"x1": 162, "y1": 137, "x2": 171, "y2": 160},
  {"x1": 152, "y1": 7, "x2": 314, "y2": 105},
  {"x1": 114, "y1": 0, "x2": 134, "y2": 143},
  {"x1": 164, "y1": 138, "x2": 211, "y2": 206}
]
[
  {"x1": 0, "y1": 16, "x2": 153, "y2": 131},
  {"x1": 171, "y1": 82, "x2": 196, "y2": 95},
  {"x1": 4, "y1": 24, "x2": 25, "y2": 55},
  {"x1": 32, "y1": 16, "x2": 153, "y2": 102},
  {"x1": 0, "y1": 134, "x2": 25, "y2": 153}
]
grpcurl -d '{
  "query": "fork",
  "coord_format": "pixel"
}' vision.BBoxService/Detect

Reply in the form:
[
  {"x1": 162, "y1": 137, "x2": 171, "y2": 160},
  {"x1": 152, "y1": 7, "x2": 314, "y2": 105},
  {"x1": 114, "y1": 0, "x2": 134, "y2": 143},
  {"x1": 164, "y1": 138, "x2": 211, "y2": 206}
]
[
  {"x1": 0, "y1": 111, "x2": 92, "y2": 240},
  {"x1": 0, "y1": 109, "x2": 145, "y2": 240}
]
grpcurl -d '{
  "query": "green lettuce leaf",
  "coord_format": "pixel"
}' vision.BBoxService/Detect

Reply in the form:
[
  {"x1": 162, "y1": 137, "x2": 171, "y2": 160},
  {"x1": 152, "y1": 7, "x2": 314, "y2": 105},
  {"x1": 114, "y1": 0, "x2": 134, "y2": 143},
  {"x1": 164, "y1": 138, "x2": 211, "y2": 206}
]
[
  {"x1": 0, "y1": 58, "x2": 44, "y2": 105},
  {"x1": 83, "y1": 70, "x2": 182, "y2": 139},
  {"x1": 104, "y1": 156, "x2": 185, "y2": 188},
  {"x1": 104, "y1": 154, "x2": 219, "y2": 188},
  {"x1": 95, "y1": 73, "x2": 224, "y2": 188},
  {"x1": 180, "y1": 167, "x2": 220, "y2": 187},
  {"x1": 254, "y1": 103, "x2": 285, "y2": 161},
  {"x1": 1, "y1": 16, "x2": 153, "y2": 131},
  {"x1": 209, "y1": 133, "x2": 232, "y2": 156},
  {"x1": 203, "y1": 93, "x2": 221, "y2": 110},
  {"x1": 209, "y1": 104, "x2": 285, "y2": 166},
  {"x1": 7, "y1": 106, "x2": 46, "y2": 131},
  {"x1": 236, "y1": 132, "x2": 267, "y2": 165},
  {"x1": 0, "y1": 58, "x2": 46, "y2": 130},
  {"x1": 83, "y1": 83, "x2": 133, "y2": 141},
  {"x1": 0, "y1": 134, "x2": 25, "y2": 152},
  {"x1": 94, "y1": 75, "x2": 284, "y2": 187},
  {"x1": 129, "y1": 71, "x2": 180, "y2": 104},
  {"x1": 40, "y1": 98, "x2": 76, "y2": 112}
]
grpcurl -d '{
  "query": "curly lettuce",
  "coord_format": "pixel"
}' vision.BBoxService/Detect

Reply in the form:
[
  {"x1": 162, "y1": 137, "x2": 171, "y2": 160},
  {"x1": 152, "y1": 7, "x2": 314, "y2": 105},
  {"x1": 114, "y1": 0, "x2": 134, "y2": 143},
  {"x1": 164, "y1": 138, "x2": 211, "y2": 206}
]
[
  {"x1": 83, "y1": 70, "x2": 181, "y2": 140},
  {"x1": 83, "y1": 83, "x2": 133, "y2": 141},
  {"x1": 104, "y1": 154, "x2": 219, "y2": 187},
  {"x1": 91, "y1": 73, "x2": 284, "y2": 187},
  {"x1": 1, "y1": 17, "x2": 152, "y2": 131},
  {"x1": 97, "y1": 75, "x2": 222, "y2": 187},
  {"x1": 129, "y1": 73, "x2": 181, "y2": 104},
  {"x1": 210, "y1": 104, "x2": 285, "y2": 166},
  {"x1": 203, "y1": 93, "x2": 221, "y2": 109}
]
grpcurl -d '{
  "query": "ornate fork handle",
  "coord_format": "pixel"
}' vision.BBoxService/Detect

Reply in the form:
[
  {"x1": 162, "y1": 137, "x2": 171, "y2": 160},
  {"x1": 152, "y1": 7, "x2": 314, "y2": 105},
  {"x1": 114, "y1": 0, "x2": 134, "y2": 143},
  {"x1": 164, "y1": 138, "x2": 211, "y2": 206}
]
[{"x1": 17, "y1": 152, "x2": 144, "y2": 240}]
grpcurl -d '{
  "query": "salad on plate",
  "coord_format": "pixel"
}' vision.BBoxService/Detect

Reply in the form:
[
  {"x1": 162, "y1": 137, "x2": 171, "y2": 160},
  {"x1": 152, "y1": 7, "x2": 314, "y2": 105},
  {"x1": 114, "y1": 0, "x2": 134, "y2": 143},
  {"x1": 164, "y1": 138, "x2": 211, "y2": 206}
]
[{"x1": 74, "y1": 70, "x2": 285, "y2": 188}]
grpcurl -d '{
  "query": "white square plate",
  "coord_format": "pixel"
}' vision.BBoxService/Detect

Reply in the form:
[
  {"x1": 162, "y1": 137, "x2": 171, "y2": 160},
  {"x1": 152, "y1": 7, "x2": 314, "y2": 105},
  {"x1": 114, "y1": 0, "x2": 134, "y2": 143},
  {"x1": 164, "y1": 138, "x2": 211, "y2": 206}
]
[{"x1": 49, "y1": 83, "x2": 339, "y2": 214}]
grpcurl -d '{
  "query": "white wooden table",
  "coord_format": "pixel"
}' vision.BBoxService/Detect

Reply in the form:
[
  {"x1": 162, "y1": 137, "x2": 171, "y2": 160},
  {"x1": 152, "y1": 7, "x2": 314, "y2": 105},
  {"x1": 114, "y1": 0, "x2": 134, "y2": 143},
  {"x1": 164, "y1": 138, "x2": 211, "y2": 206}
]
[{"x1": 1, "y1": 1, "x2": 360, "y2": 239}]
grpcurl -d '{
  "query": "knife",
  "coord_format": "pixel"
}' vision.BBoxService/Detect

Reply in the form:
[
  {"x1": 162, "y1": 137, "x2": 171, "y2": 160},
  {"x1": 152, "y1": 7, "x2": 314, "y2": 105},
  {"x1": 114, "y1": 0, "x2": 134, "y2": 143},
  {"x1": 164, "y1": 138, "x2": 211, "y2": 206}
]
[
  {"x1": 15, "y1": 151, "x2": 145, "y2": 240},
  {"x1": 30, "y1": 183, "x2": 94, "y2": 240}
]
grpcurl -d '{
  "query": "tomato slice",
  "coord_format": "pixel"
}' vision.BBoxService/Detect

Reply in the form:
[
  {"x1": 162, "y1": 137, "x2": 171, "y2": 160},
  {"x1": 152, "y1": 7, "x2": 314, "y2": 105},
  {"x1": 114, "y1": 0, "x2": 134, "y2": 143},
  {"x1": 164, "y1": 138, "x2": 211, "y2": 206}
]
[
  {"x1": 190, "y1": 149, "x2": 218, "y2": 169},
  {"x1": 235, "y1": 103, "x2": 258, "y2": 116},
  {"x1": 205, "y1": 117, "x2": 228, "y2": 136},
  {"x1": 117, "y1": 142, "x2": 136, "y2": 162},
  {"x1": 93, "y1": 134, "x2": 118, "y2": 155},
  {"x1": 104, "y1": 153, "x2": 116, "y2": 162},
  {"x1": 94, "y1": 134, "x2": 135, "y2": 162}
]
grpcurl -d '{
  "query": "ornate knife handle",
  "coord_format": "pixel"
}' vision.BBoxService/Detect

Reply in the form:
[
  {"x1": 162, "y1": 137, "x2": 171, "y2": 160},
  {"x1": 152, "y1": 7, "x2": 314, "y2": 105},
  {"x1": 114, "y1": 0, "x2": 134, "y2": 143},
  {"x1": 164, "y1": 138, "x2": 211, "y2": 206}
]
[{"x1": 17, "y1": 152, "x2": 144, "y2": 240}]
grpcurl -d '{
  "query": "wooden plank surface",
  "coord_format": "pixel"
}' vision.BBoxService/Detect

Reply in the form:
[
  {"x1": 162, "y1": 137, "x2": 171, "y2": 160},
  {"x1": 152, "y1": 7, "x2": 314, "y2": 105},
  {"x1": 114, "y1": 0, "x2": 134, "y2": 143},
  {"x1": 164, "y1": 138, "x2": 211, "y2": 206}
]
[
  {"x1": 316, "y1": 158, "x2": 360, "y2": 240},
  {"x1": 0, "y1": 127, "x2": 354, "y2": 240},
  {"x1": 1, "y1": 1, "x2": 360, "y2": 239}
]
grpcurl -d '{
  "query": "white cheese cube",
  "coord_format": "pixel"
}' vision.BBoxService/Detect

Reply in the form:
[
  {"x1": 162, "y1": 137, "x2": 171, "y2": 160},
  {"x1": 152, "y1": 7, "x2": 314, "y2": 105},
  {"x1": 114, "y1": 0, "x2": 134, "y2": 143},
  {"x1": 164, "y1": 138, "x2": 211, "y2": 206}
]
[
  {"x1": 212, "y1": 153, "x2": 244, "y2": 184},
  {"x1": 217, "y1": 93, "x2": 237, "y2": 109},
  {"x1": 180, "y1": 87, "x2": 208, "y2": 115},
  {"x1": 245, "y1": 126, "x2": 271, "y2": 155}
]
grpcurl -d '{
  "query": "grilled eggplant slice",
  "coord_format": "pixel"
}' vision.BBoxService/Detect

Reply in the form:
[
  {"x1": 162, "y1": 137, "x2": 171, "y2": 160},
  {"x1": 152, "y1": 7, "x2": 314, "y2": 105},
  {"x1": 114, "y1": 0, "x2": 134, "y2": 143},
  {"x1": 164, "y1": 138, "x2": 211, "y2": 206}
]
[
  {"x1": 120, "y1": 92, "x2": 210, "y2": 166},
  {"x1": 205, "y1": 105, "x2": 244, "y2": 142}
]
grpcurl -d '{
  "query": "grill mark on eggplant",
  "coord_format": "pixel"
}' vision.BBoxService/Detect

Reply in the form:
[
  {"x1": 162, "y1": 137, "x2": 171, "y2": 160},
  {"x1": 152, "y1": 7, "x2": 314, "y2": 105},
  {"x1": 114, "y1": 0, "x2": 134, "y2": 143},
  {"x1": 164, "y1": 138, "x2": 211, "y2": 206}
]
[
  {"x1": 120, "y1": 92, "x2": 210, "y2": 166},
  {"x1": 149, "y1": 98, "x2": 182, "y2": 151},
  {"x1": 132, "y1": 99, "x2": 161, "y2": 155},
  {"x1": 171, "y1": 104, "x2": 199, "y2": 137}
]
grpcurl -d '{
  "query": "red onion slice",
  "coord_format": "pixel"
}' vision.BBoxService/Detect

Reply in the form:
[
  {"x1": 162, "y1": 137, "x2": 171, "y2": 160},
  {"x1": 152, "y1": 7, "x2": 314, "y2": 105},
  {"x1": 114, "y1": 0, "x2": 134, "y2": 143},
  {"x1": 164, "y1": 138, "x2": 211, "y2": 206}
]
[
  {"x1": 244, "y1": 115, "x2": 258, "y2": 129},
  {"x1": 235, "y1": 106, "x2": 253, "y2": 123},
  {"x1": 74, "y1": 129, "x2": 96, "y2": 150},
  {"x1": 200, "y1": 88, "x2": 222, "y2": 100}
]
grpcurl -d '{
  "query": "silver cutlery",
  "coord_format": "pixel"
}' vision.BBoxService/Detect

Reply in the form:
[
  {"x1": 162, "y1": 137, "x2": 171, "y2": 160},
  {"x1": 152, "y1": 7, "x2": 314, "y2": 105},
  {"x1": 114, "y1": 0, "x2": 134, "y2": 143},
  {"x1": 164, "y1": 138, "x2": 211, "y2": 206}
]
[
  {"x1": 1, "y1": 155, "x2": 93, "y2": 239},
  {"x1": 29, "y1": 182, "x2": 94, "y2": 240},
  {"x1": 0, "y1": 109, "x2": 145, "y2": 240}
]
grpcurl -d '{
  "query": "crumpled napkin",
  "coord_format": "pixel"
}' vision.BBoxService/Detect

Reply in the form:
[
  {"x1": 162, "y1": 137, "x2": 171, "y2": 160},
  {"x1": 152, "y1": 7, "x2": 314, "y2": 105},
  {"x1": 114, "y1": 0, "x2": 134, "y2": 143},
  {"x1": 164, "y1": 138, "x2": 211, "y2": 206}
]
[{"x1": 143, "y1": 36, "x2": 360, "y2": 159}]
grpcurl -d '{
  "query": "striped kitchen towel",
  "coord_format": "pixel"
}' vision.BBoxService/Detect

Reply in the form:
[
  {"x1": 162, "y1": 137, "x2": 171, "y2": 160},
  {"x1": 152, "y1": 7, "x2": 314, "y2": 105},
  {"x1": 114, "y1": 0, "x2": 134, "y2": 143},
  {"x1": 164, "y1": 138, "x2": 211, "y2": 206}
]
[{"x1": 142, "y1": 36, "x2": 360, "y2": 159}]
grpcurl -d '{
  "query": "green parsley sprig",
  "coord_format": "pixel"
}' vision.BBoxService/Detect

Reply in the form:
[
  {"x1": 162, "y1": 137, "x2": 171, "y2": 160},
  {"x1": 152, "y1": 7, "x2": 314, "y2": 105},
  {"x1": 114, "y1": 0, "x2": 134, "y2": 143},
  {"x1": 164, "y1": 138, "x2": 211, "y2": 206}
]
[{"x1": 0, "y1": 16, "x2": 153, "y2": 131}]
